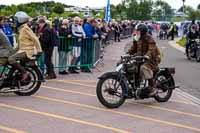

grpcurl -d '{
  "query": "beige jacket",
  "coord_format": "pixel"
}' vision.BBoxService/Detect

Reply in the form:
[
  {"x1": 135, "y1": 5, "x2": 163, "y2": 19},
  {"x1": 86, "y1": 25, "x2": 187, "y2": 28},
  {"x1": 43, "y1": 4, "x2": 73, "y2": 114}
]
[{"x1": 17, "y1": 24, "x2": 42, "y2": 59}]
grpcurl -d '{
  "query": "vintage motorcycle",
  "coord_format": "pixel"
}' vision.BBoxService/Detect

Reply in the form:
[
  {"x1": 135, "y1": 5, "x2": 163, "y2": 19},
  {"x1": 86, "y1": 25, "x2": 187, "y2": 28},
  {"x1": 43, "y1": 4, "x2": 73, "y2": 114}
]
[
  {"x1": 0, "y1": 55, "x2": 44, "y2": 96},
  {"x1": 96, "y1": 54, "x2": 177, "y2": 108},
  {"x1": 186, "y1": 39, "x2": 200, "y2": 62}
]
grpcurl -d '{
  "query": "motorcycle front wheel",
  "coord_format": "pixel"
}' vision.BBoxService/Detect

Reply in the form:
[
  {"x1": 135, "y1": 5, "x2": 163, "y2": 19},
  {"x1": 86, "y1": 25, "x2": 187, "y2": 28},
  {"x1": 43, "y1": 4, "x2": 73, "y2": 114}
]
[
  {"x1": 96, "y1": 74, "x2": 126, "y2": 108},
  {"x1": 196, "y1": 49, "x2": 200, "y2": 62},
  {"x1": 187, "y1": 46, "x2": 192, "y2": 60}
]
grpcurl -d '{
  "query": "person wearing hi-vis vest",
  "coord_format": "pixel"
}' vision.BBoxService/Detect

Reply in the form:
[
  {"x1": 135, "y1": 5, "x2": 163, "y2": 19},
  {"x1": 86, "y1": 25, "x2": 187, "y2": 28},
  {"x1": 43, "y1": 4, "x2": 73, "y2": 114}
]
[{"x1": 168, "y1": 22, "x2": 176, "y2": 40}]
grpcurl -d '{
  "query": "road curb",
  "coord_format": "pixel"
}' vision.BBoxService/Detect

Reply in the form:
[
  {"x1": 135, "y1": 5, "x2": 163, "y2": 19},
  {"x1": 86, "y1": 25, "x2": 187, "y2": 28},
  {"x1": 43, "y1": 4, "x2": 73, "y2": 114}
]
[
  {"x1": 168, "y1": 39, "x2": 185, "y2": 53},
  {"x1": 168, "y1": 40, "x2": 200, "y2": 106}
]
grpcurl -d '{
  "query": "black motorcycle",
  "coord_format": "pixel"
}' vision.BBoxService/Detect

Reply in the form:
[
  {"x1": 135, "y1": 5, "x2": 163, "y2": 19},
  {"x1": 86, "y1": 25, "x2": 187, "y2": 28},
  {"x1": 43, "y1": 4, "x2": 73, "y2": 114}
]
[
  {"x1": 96, "y1": 55, "x2": 177, "y2": 108},
  {"x1": 159, "y1": 30, "x2": 167, "y2": 40},
  {"x1": 186, "y1": 39, "x2": 200, "y2": 62},
  {"x1": 0, "y1": 55, "x2": 44, "y2": 96}
]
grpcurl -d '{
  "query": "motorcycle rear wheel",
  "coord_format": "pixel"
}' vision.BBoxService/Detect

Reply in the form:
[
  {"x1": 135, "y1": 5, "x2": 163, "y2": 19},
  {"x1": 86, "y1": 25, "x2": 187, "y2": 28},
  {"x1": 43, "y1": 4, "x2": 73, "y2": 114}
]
[
  {"x1": 154, "y1": 74, "x2": 174, "y2": 102},
  {"x1": 12, "y1": 66, "x2": 42, "y2": 96}
]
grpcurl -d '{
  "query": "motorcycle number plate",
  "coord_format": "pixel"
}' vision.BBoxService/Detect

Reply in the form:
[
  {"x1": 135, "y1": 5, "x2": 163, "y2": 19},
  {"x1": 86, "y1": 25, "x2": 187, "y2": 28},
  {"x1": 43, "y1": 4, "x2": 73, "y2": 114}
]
[{"x1": 116, "y1": 64, "x2": 123, "y2": 72}]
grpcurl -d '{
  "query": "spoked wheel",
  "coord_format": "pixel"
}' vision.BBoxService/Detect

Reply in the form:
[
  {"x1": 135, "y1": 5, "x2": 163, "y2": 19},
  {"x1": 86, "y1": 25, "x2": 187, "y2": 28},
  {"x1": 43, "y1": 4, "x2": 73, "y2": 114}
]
[
  {"x1": 154, "y1": 74, "x2": 173, "y2": 102},
  {"x1": 96, "y1": 75, "x2": 126, "y2": 108},
  {"x1": 12, "y1": 67, "x2": 42, "y2": 96},
  {"x1": 187, "y1": 46, "x2": 192, "y2": 60},
  {"x1": 196, "y1": 57, "x2": 200, "y2": 62},
  {"x1": 196, "y1": 49, "x2": 200, "y2": 62}
]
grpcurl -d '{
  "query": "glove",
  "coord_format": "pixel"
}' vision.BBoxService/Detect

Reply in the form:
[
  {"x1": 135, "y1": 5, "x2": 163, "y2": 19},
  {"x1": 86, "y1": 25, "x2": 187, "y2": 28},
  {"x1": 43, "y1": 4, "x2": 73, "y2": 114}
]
[{"x1": 144, "y1": 55, "x2": 150, "y2": 60}]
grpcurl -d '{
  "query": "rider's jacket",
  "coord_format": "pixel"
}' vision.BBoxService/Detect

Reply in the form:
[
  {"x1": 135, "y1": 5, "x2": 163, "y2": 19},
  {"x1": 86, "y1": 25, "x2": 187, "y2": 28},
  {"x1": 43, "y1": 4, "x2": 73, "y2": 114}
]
[
  {"x1": 17, "y1": 23, "x2": 42, "y2": 59},
  {"x1": 160, "y1": 24, "x2": 168, "y2": 31},
  {"x1": 187, "y1": 31, "x2": 199, "y2": 40},
  {"x1": 128, "y1": 34, "x2": 161, "y2": 70}
]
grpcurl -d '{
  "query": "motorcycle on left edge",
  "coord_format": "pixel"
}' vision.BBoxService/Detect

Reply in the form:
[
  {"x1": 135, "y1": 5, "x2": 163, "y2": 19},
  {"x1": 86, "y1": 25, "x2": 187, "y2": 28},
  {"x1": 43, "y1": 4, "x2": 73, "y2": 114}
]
[{"x1": 0, "y1": 55, "x2": 44, "y2": 96}]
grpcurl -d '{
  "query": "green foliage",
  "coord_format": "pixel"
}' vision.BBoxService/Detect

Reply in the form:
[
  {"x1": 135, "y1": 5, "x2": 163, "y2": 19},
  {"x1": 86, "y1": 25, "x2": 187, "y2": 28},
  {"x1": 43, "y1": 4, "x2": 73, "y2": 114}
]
[
  {"x1": 53, "y1": 4, "x2": 64, "y2": 14},
  {"x1": 67, "y1": 13, "x2": 83, "y2": 18},
  {"x1": 0, "y1": 0, "x2": 198, "y2": 21},
  {"x1": 171, "y1": 17, "x2": 186, "y2": 22},
  {"x1": 0, "y1": 1, "x2": 69, "y2": 17},
  {"x1": 176, "y1": 37, "x2": 186, "y2": 47},
  {"x1": 198, "y1": 4, "x2": 200, "y2": 10},
  {"x1": 110, "y1": 0, "x2": 173, "y2": 21},
  {"x1": 152, "y1": 0, "x2": 173, "y2": 21}
]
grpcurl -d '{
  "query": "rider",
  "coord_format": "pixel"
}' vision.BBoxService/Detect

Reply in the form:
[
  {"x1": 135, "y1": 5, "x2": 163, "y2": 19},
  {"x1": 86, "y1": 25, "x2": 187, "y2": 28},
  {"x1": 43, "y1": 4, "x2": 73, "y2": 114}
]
[
  {"x1": 185, "y1": 22, "x2": 200, "y2": 56},
  {"x1": 128, "y1": 23, "x2": 161, "y2": 96},
  {"x1": 160, "y1": 23, "x2": 168, "y2": 38},
  {"x1": 8, "y1": 11, "x2": 42, "y2": 81},
  {"x1": 0, "y1": 30, "x2": 15, "y2": 64}
]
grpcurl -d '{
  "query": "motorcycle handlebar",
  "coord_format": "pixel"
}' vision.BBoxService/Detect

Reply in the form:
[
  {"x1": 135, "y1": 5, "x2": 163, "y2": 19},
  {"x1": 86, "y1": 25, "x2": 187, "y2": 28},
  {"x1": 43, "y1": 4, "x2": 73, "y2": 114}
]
[{"x1": 121, "y1": 54, "x2": 149, "y2": 61}]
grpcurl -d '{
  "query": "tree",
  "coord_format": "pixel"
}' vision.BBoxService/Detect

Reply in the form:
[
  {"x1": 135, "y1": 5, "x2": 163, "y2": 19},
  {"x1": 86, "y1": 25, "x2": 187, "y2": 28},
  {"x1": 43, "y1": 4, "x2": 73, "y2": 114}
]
[
  {"x1": 198, "y1": 4, "x2": 200, "y2": 10},
  {"x1": 91, "y1": 9, "x2": 97, "y2": 16},
  {"x1": 125, "y1": 0, "x2": 139, "y2": 20},
  {"x1": 53, "y1": 5, "x2": 64, "y2": 15},
  {"x1": 116, "y1": 4, "x2": 126, "y2": 20},
  {"x1": 138, "y1": 0, "x2": 153, "y2": 20},
  {"x1": 185, "y1": 6, "x2": 200, "y2": 20},
  {"x1": 152, "y1": 0, "x2": 173, "y2": 21}
]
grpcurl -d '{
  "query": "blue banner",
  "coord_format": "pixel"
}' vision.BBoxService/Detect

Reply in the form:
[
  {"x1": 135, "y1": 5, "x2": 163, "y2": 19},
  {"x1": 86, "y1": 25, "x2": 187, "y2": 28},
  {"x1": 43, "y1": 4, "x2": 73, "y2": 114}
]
[{"x1": 105, "y1": 0, "x2": 111, "y2": 22}]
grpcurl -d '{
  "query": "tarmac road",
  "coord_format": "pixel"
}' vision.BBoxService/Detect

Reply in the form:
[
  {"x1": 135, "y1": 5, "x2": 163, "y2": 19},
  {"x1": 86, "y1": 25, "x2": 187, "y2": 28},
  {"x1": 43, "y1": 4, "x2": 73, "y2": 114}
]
[{"x1": 0, "y1": 38, "x2": 200, "y2": 133}]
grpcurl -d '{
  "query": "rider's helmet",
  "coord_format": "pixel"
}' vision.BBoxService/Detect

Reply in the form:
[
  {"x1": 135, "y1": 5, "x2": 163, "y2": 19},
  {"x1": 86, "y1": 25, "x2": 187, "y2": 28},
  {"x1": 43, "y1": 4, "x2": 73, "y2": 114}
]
[
  {"x1": 135, "y1": 23, "x2": 148, "y2": 35},
  {"x1": 14, "y1": 11, "x2": 30, "y2": 27}
]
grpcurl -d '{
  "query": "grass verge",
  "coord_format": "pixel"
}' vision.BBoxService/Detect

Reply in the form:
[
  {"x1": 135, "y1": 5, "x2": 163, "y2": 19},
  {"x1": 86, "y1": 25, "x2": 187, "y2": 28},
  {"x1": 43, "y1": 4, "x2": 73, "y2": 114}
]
[{"x1": 176, "y1": 37, "x2": 186, "y2": 47}]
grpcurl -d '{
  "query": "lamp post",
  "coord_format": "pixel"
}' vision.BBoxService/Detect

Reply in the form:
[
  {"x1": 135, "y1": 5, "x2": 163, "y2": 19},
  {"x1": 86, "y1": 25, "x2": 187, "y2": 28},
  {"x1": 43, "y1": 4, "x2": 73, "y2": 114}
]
[{"x1": 182, "y1": 0, "x2": 185, "y2": 15}]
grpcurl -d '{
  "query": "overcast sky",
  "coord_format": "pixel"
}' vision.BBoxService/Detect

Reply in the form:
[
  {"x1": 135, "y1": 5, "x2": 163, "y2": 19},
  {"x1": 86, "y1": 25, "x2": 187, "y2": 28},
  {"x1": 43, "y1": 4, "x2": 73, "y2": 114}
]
[{"x1": 0, "y1": 0, "x2": 199, "y2": 9}]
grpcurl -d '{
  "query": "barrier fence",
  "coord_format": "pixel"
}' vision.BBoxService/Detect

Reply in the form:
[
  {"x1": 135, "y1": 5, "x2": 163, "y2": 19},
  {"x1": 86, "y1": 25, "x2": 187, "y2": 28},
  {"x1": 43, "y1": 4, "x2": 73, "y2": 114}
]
[{"x1": 5, "y1": 28, "x2": 133, "y2": 73}]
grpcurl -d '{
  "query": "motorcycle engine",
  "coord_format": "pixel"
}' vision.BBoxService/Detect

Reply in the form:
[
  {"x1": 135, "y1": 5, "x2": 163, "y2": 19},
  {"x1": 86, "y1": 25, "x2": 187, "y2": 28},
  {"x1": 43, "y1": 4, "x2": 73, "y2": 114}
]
[
  {"x1": 136, "y1": 87, "x2": 150, "y2": 99},
  {"x1": 125, "y1": 63, "x2": 137, "y2": 73}
]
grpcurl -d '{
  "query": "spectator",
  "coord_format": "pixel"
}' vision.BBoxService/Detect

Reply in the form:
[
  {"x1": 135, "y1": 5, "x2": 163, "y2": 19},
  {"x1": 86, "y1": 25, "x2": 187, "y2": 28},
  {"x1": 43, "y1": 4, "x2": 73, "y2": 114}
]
[
  {"x1": 70, "y1": 16, "x2": 86, "y2": 74},
  {"x1": 83, "y1": 19, "x2": 98, "y2": 73},
  {"x1": 53, "y1": 17, "x2": 60, "y2": 31},
  {"x1": 168, "y1": 22, "x2": 176, "y2": 40},
  {"x1": 38, "y1": 18, "x2": 56, "y2": 79},
  {"x1": 58, "y1": 19, "x2": 72, "y2": 75},
  {"x1": 114, "y1": 22, "x2": 121, "y2": 42},
  {"x1": 0, "y1": 16, "x2": 14, "y2": 46}
]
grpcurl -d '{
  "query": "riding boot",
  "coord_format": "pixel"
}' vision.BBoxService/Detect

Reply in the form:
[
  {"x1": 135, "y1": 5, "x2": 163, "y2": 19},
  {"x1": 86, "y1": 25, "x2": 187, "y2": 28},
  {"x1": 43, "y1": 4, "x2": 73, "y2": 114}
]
[
  {"x1": 13, "y1": 63, "x2": 29, "y2": 81},
  {"x1": 148, "y1": 78, "x2": 157, "y2": 96}
]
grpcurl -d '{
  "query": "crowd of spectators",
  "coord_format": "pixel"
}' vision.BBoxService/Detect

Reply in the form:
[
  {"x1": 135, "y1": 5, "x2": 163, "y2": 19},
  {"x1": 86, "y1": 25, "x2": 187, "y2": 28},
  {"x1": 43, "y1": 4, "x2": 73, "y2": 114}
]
[{"x1": 0, "y1": 15, "x2": 135, "y2": 79}]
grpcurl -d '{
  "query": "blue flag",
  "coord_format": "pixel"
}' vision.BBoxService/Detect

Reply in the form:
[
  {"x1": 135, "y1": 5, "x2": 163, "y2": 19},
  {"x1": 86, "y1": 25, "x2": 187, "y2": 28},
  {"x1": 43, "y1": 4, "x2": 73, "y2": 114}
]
[{"x1": 105, "y1": 0, "x2": 111, "y2": 22}]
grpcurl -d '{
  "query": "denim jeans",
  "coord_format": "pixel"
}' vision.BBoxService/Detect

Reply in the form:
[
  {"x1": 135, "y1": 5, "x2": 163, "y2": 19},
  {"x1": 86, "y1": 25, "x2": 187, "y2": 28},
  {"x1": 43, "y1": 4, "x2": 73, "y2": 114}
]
[{"x1": 59, "y1": 51, "x2": 68, "y2": 72}]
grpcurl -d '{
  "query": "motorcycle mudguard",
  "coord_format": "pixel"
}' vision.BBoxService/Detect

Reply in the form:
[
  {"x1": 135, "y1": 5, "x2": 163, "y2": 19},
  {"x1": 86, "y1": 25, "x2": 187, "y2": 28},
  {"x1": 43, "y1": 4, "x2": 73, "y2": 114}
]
[
  {"x1": 98, "y1": 72, "x2": 129, "y2": 95},
  {"x1": 196, "y1": 48, "x2": 200, "y2": 58},
  {"x1": 156, "y1": 68, "x2": 175, "y2": 89},
  {"x1": 26, "y1": 66, "x2": 45, "y2": 82}
]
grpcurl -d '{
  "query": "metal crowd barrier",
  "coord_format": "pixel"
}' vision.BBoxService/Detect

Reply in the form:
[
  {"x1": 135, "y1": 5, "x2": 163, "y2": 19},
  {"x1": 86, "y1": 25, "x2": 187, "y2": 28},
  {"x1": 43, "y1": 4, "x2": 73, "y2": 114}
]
[
  {"x1": 38, "y1": 37, "x2": 95, "y2": 71},
  {"x1": 6, "y1": 28, "x2": 133, "y2": 73},
  {"x1": 121, "y1": 27, "x2": 133, "y2": 39}
]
